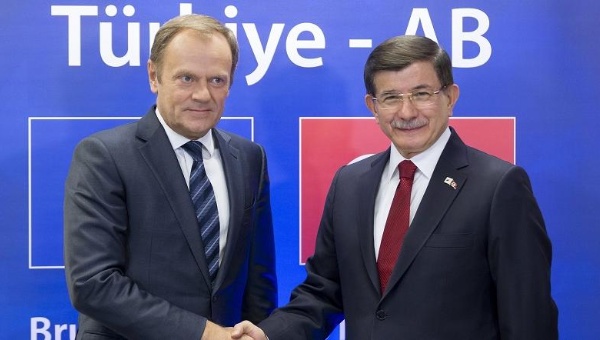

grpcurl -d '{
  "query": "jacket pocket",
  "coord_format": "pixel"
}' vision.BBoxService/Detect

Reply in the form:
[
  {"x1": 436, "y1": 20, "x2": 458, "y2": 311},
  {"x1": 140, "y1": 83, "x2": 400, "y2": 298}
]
[
  {"x1": 80, "y1": 330, "x2": 125, "y2": 339},
  {"x1": 424, "y1": 233, "x2": 473, "y2": 248}
]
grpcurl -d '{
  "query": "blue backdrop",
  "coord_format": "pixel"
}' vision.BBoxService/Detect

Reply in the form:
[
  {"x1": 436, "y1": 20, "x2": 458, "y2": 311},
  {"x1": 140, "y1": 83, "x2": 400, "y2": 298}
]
[{"x1": 1, "y1": 1, "x2": 598, "y2": 338}]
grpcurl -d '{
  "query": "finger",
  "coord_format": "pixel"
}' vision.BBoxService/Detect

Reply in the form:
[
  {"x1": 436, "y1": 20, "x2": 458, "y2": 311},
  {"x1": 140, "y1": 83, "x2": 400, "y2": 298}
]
[{"x1": 231, "y1": 322, "x2": 249, "y2": 338}]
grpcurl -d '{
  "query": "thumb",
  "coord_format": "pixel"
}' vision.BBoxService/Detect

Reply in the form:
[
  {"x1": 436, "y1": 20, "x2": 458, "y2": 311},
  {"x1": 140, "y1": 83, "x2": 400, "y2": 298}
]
[
  {"x1": 231, "y1": 321, "x2": 249, "y2": 338},
  {"x1": 232, "y1": 320, "x2": 263, "y2": 338}
]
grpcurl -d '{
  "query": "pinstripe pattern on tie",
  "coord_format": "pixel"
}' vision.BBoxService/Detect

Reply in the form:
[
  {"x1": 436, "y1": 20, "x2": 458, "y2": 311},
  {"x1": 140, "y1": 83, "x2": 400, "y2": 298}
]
[{"x1": 182, "y1": 141, "x2": 220, "y2": 283}]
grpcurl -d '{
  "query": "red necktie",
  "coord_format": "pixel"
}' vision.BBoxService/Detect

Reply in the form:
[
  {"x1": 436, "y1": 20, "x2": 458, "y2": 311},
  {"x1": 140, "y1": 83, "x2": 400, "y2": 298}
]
[{"x1": 377, "y1": 160, "x2": 417, "y2": 294}]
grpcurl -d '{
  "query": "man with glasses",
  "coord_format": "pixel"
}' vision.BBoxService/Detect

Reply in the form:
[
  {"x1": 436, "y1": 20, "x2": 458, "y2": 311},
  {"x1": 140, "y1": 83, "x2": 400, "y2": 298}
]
[{"x1": 232, "y1": 35, "x2": 558, "y2": 339}]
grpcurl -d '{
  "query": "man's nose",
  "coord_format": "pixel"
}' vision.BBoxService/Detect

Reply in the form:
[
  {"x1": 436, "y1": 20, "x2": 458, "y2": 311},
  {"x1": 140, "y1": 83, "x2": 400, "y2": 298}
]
[
  {"x1": 395, "y1": 97, "x2": 419, "y2": 119},
  {"x1": 192, "y1": 81, "x2": 211, "y2": 101}
]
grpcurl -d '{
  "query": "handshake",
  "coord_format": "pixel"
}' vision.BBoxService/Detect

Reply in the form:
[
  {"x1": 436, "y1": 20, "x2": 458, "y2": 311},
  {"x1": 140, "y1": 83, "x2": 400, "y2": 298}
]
[{"x1": 202, "y1": 320, "x2": 268, "y2": 340}]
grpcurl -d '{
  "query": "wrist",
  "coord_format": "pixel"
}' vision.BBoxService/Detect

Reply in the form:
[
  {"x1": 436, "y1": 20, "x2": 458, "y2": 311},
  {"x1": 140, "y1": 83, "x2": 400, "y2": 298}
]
[{"x1": 201, "y1": 321, "x2": 217, "y2": 340}]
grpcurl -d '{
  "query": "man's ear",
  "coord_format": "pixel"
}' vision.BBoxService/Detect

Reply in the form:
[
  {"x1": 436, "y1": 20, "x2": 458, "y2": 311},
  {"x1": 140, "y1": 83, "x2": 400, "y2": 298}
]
[
  {"x1": 446, "y1": 83, "x2": 460, "y2": 110},
  {"x1": 365, "y1": 94, "x2": 379, "y2": 119},
  {"x1": 148, "y1": 60, "x2": 158, "y2": 93}
]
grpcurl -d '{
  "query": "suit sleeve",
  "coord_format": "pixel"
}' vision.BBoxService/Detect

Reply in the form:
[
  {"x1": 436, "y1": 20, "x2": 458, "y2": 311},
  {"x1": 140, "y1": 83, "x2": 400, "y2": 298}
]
[
  {"x1": 488, "y1": 166, "x2": 558, "y2": 339},
  {"x1": 242, "y1": 144, "x2": 278, "y2": 323},
  {"x1": 64, "y1": 136, "x2": 206, "y2": 339},
  {"x1": 260, "y1": 168, "x2": 345, "y2": 340}
]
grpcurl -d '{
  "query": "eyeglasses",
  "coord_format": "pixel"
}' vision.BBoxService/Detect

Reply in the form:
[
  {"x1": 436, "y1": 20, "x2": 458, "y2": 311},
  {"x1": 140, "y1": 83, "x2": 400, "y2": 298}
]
[{"x1": 372, "y1": 85, "x2": 447, "y2": 110}]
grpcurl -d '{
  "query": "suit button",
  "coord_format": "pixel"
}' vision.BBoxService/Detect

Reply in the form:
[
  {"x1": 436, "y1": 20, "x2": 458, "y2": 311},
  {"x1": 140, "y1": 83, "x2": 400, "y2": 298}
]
[
  {"x1": 212, "y1": 296, "x2": 218, "y2": 302},
  {"x1": 376, "y1": 310, "x2": 387, "y2": 320}
]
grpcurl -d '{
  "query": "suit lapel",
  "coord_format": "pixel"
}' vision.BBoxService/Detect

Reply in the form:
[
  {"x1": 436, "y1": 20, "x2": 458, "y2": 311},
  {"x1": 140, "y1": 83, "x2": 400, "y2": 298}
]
[
  {"x1": 211, "y1": 129, "x2": 243, "y2": 290},
  {"x1": 383, "y1": 130, "x2": 469, "y2": 298},
  {"x1": 135, "y1": 108, "x2": 212, "y2": 287},
  {"x1": 358, "y1": 150, "x2": 390, "y2": 293}
]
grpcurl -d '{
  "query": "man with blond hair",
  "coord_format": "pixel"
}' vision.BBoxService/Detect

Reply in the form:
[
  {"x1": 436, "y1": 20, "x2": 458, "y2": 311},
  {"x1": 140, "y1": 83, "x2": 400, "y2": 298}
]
[{"x1": 64, "y1": 14, "x2": 277, "y2": 339}]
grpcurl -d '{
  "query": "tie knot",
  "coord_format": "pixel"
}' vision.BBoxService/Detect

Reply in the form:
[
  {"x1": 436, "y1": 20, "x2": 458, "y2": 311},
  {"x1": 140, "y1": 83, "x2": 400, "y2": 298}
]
[
  {"x1": 182, "y1": 141, "x2": 204, "y2": 162},
  {"x1": 399, "y1": 160, "x2": 417, "y2": 179}
]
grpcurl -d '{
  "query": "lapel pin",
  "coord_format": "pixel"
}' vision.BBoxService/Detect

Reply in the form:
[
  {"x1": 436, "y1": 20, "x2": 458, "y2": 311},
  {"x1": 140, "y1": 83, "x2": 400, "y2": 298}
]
[{"x1": 444, "y1": 177, "x2": 458, "y2": 190}]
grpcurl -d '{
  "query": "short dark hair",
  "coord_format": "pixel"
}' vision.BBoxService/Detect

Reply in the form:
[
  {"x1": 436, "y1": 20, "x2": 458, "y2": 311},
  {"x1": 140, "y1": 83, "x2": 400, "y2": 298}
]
[
  {"x1": 364, "y1": 35, "x2": 453, "y2": 95},
  {"x1": 150, "y1": 14, "x2": 239, "y2": 87}
]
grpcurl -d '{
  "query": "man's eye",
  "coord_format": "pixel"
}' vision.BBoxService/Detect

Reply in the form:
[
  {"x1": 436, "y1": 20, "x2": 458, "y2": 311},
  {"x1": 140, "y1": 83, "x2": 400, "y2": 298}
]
[
  {"x1": 210, "y1": 77, "x2": 227, "y2": 86},
  {"x1": 180, "y1": 75, "x2": 193, "y2": 83},
  {"x1": 412, "y1": 91, "x2": 431, "y2": 101},
  {"x1": 382, "y1": 95, "x2": 401, "y2": 104}
]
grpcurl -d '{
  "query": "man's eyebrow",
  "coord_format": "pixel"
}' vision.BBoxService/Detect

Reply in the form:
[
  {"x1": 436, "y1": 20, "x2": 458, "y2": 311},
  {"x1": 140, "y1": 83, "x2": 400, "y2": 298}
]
[
  {"x1": 378, "y1": 84, "x2": 433, "y2": 95},
  {"x1": 171, "y1": 69, "x2": 193, "y2": 77}
]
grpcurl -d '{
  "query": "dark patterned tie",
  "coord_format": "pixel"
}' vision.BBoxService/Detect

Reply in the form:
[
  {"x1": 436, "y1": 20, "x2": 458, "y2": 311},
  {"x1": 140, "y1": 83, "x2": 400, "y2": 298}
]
[
  {"x1": 377, "y1": 160, "x2": 417, "y2": 294},
  {"x1": 182, "y1": 141, "x2": 220, "y2": 283}
]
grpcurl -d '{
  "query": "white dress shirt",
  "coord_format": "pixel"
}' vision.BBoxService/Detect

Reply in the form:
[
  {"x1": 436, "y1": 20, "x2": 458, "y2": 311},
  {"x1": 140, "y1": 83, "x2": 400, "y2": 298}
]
[
  {"x1": 155, "y1": 110, "x2": 230, "y2": 262},
  {"x1": 373, "y1": 127, "x2": 451, "y2": 260}
]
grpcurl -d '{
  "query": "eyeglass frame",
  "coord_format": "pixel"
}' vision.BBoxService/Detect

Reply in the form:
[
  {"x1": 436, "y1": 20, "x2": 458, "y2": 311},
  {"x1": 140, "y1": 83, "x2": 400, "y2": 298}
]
[{"x1": 371, "y1": 85, "x2": 449, "y2": 110}]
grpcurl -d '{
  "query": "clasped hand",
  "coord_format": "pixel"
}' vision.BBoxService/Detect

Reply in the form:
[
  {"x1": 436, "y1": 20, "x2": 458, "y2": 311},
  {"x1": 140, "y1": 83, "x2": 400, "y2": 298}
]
[{"x1": 202, "y1": 320, "x2": 267, "y2": 340}]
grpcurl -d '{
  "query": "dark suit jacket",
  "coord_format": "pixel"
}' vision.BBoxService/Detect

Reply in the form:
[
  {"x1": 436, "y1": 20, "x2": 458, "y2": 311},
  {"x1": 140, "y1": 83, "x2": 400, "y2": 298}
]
[
  {"x1": 260, "y1": 128, "x2": 557, "y2": 340},
  {"x1": 64, "y1": 107, "x2": 277, "y2": 339}
]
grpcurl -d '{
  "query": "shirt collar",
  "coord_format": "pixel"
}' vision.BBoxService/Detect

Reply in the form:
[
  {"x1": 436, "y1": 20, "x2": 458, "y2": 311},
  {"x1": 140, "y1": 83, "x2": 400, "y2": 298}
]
[{"x1": 155, "y1": 108, "x2": 215, "y2": 156}]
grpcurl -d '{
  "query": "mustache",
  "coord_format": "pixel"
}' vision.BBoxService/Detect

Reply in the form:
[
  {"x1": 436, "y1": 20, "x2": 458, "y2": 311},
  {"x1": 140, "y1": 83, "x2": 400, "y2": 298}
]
[{"x1": 390, "y1": 118, "x2": 428, "y2": 129}]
